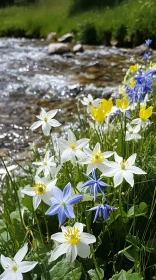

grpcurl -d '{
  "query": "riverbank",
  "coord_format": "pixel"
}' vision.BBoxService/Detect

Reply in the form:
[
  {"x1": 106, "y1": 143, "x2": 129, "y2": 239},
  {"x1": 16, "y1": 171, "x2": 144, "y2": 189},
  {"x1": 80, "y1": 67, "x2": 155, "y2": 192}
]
[{"x1": 0, "y1": 0, "x2": 156, "y2": 47}]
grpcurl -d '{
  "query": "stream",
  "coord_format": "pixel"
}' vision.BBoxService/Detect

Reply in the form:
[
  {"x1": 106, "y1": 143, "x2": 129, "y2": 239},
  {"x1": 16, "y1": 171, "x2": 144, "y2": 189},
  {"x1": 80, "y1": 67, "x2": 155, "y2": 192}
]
[{"x1": 0, "y1": 38, "x2": 133, "y2": 159}]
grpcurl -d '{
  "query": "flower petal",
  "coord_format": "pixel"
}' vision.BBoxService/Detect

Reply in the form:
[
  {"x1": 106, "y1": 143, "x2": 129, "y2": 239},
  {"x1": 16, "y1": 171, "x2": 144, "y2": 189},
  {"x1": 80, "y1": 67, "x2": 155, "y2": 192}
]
[
  {"x1": 58, "y1": 207, "x2": 67, "y2": 226},
  {"x1": 30, "y1": 121, "x2": 43, "y2": 131},
  {"x1": 48, "y1": 119, "x2": 61, "y2": 127},
  {"x1": 21, "y1": 186, "x2": 35, "y2": 197},
  {"x1": 14, "y1": 244, "x2": 28, "y2": 264},
  {"x1": 63, "y1": 183, "x2": 71, "y2": 200},
  {"x1": 64, "y1": 205, "x2": 75, "y2": 219},
  {"x1": 46, "y1": 203, "x2": 60, "y2": 216},
  {"x1": 68, "y1": 129, "x2": 76, "y2": 144},
  {"x1": 127, "y1": 166, "x2": 146, "y2": 174},
  {"x1": 123, "y1": 171, "x2": 134, "y2": 187},
  {"x1": 66, "y1": 245, "x2": 77, "y2": 263},
  {"x1": 61, "y1": 149, "x2": 73, "y2": 163},
  {"x1": 0, "y1": 270, "x2": 14, "y2": 280},
  {"x1": 51, "y1": 232, "x2": 65, "y2": 243},
  {"x1": 18, "y1": 261, "x2": 38, "y2": 273},
  {"x1": 42, "y1": 123, "x2": 51, "y2": 136},
  {"x1": 47, "y1": 109, "x2": 58, "y2": 119},
  {"x1": 80, "y1": 233, "x2": 96, "y2": 244},
  {"x1": 0, "y1": 255, "x2": 14, "y2": 270},
  {"x1": 50, "y1": 243, "x2": 69, "y2": 262},
  {"x1": 66, "y1": 194, "x2": 83, "y2": 205},
  {"x1": 53, "y1": 187, "x2": 63, "y2": 202},
  {"x1": 74, "y1": 222, "x2": 84, "y2": 234},
  {"x1": 127, "y1": 154, "x2": 136, "y2": 166},
  {"x1": 33, "y1": 196, "x2": 41, "y2": 210},
  {"x1": 77, "y1": 242, "x2": 90, "y2": 258},
  {"x1": 114, "y1": 171, "x2": 123, "y2": 187},
  {"x1": 103, "y1": 151, "x2": 114, "y2": 158},
  {"x1": 76, "y1": 139, "x2": 89, "y2": 149}
]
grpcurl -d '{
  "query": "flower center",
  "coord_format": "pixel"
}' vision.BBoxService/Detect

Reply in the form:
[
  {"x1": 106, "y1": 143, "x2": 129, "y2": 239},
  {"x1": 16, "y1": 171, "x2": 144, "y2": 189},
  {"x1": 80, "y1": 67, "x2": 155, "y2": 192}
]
[
  {"x1": 12, "y1": 265, "x2": 18, "y2": 272},
  {"x1": 61, "y1": 202, "x2": 66, "y2": 206},
  {"x1": 120, "y1": 160, "x2": 127, "y2": 170},
  {"x1": 44, "y1": 116, "x2": 48, "y2": 122},
  {"x1": 70, "y1": 143, "x2": 76, "y2": 150},
  {"x1": 91, "y1": 150, "x2": 104, "y2": 163},
  {"x1": 64, "y1": 226, "x2": 80, "y2": 245},
  {"x1": 33, "y1": 183, "x2": 46, "y2": 195},
  {"x1": 44, "y1": 161, "x2": 47, "y2": 166}
]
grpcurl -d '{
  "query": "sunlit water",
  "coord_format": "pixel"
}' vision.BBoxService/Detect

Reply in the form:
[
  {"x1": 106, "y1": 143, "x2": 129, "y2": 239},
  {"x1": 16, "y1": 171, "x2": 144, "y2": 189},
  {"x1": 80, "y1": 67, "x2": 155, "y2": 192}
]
[{"x1": 0, "y1": 38, "x2": 132, "y2": 158}]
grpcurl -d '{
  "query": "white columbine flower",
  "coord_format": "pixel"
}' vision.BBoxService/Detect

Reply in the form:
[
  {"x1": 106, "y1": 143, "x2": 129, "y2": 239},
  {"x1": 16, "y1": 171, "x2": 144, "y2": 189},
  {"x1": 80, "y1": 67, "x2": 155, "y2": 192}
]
[
  {"x1": 101, "y1": 152, "x2": 146, "y2": 187},
  {"x1": 81, "y1": 94, "x2": 101, "y2": 113},
  {"x1": 80, "y1": 143, "x2": 114, "y2": 175},
  {"x1": 58, "y1": 129, "x2": 90, "y2": 163},
  {"x1": 50, "y1": 222, "x2": 96, "y2": 263},
  {"x1": 125, "y1": 124, "x2": 141, "y2": 142},
  {"x1": 30, "y1": 108, "x2": 61, "y2": 136},
  {"x1": 0, "y1": 164, "x2": 17, "y2": 180},
  {"x1": 0, "y1": 243, "x2": 37, "y2": 280},
  {"x1": 21, "y1": 176, "x2": 57, "y2": 210},
  {"x1": 33, "y1": 150, "x2": 56, "y2": 177}
]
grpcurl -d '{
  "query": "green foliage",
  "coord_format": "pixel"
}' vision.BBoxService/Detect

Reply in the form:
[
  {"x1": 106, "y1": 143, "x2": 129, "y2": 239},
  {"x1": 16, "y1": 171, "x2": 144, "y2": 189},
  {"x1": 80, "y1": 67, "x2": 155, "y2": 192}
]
[
  {"x1": 78, "y1": 22, "x2": 98, "y2": 45},
  {"x1": 110, "y1": 269, "x2": 143, "y2": 280}
]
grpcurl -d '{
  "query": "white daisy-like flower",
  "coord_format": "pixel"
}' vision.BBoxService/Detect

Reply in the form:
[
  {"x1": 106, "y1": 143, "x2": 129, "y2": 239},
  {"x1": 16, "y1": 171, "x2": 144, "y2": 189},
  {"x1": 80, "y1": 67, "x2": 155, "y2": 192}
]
[
  {"x1": 32, "y1": 150, "x2": 56, "y2": 177},
  {"x1": 0, "y1": 164, "x2": 17, "y2": 180},
  {"x1": 80, "y1": 143, "x2": 114, "y2": 175},
  {"x1": 101, "y1": 152, "x2": 146, "y2": 187},
  {"x1": 81, "y1": 94, "x2": 101, "y2": 113},
  {"x1": 50, "y1": 222, "x2": 96, "y2": 263},
  {"x1": 30, "y1": 108, "x2": 61, "y2": 136},
  {"x1": 21, "y1": 175, "x2": 57, "y2": 210},
  {"x1": 0, "y1": 243, "x2": 37, "y2": 280},
  {"x1": 58, "y1": 129, "x2": 89, "y2": 163},
  {"x1": 125, "y1": 124, "x2": 141, "y2": 142}
]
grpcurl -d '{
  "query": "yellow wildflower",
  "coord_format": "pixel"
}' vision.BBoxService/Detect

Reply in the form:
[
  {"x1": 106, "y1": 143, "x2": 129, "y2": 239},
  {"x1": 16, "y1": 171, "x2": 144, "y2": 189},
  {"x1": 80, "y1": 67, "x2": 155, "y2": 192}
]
[
  {"x1": 91, "y1": 106, "x2": 106, "y2": 122},
  {"x1": 101, "y1": 99, "x2": 113, "y2": 113},
  {"x1": 129, "y1": 78, "x2": 135, "y2": 89},
  {"x1": 139, "y1": 105, "x2": 153, "y2": 121},
  {"x1": 116, "y1": 96, "x2": 129, "y2": 111},
  {"x1": 129, "y1": 64, "x2": 138, "y2": 73}
]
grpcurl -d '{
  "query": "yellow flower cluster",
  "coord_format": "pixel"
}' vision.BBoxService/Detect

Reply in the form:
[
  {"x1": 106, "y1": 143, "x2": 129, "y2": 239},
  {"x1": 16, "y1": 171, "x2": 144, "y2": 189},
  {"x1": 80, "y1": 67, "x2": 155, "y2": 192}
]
[
  {"x1": 91, "y1": 99, "x2": 113, "y2": 122},
  {"x1": 139, "y1": 105, "x2": 153, "y2": 121}
]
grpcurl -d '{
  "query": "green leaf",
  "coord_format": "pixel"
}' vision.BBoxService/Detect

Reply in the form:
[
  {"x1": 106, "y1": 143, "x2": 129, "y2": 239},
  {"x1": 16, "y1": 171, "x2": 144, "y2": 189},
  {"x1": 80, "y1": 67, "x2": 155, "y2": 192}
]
[
  {"x1": 22, "y1": 196, "x2": 34, "y2": 212},
  {"x1": 49, "y1": 258, "x2": 82, "y2": 280},
  {"x1": 88, "y1": 268, "x2": 104, "y2": 280},
  {"x1": 109, "y1": 270, "x2": 143, "y2": 280},
  {"x1": 139, "y1": 202, "x2": 148, "y2": 214}
]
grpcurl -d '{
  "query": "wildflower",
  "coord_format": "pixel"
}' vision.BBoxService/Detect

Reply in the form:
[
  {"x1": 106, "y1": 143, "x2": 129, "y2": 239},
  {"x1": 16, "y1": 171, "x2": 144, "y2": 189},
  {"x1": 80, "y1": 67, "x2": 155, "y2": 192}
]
[
  {"x1": 80, "y1": 143, "x2": 114, "y2": 175},
  {"x1": 33, "y1": 150, "x2": 56, "y2": 177},
  {"x1": 131, "y1": 105, "x2": 153, "y2": 129},
  {"x1": 46, "y1": 183, "x2": 83, "y2": 226},
  {"x1": 0, "y1": 164, "x2": 17, "y2": 180},
  {"x1": 0, "y1": 243, "x2": 37, "y2": 280},
  {"x1": 50, "y1": 222, "x2": 96, "y2": 263},
  {"x1": 129, "y1": 64, "x2": 138, "y2": 74},
  {"x1": 81, "y1": 94, "x2": 101, "y2": 113},
  {"x1": 58, "y1": 129, "x2": 89, "y2": 163},
  {"x1": 30, "y1": 108, "x2": 61, "y2": 136},
  {"x1": 145, "y1": 39, "x2": 152, "y2": 47},
  {"x1": 116, "y1": 96, "x2": 129, "y2": 112},
  {"x1": 143, "y1": 52, "x2": 151, "y2": 61},
  {"x1": 125, "y1": 124, "x2": 141, "y2": 142},
  {"x1": 21, "y1": 176, "x2": 57, "y2": 210},
  {"x1": 91, "y1": 99, "x2": 113, "y2": 122},
  {"x1": 81, "y1": 169, "x2": 109, "y2": 201},
  {"x1": 101, "y1": 152, "x2": 146, "y2": 187},
  {"x1": 87, "y1": 204, "x2": 117, "y2": 223}
]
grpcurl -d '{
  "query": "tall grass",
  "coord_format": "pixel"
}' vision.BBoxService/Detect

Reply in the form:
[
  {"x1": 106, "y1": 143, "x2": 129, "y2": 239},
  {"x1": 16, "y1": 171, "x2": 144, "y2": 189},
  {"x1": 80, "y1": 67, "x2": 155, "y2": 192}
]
[{"x1": 0, "y1": 0, "x2": 156, "y2": 46}]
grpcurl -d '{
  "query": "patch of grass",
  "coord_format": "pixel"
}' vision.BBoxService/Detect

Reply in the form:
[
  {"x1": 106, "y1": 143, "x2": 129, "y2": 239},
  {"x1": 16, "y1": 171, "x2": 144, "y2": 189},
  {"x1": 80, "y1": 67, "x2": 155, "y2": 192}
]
[{"x1": 0, "y1": 0, "x2": 156, "y2": 46}]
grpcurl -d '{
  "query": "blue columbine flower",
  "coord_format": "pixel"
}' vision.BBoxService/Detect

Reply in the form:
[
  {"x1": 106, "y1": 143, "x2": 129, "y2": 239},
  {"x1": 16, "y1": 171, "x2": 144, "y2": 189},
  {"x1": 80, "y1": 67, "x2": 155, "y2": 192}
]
[
  {"x1": 81, "y1": 169, "x2": 109, "y2": 201},
  {"x1": 145, "y1": 39, "x2": 152, "y2": 47},
  {"x1": 87, "y1": 204, "x2": 117, "y2": 223},
  {"x1": 143, "y1": 51, "x2": 151, "y2": 61},
  {"x1": 46, "y1": 182, "x2": 83, "y2": 226}
]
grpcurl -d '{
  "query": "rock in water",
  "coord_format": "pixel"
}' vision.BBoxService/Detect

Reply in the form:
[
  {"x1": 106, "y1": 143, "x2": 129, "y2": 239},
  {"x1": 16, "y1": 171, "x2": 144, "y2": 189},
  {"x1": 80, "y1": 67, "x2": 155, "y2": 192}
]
[
  {"x1": 48, "y1": 43, "x2": 70, "y2": 54},
  {"x1": 47, "y1": 32, "x2": 56, "y2": 41},
  {"x1": 57, "y1": 33, "x2": 74, "y2": 43},
  {"x1": 73, "y1": 44, "x2": 84, "y2": 53}
]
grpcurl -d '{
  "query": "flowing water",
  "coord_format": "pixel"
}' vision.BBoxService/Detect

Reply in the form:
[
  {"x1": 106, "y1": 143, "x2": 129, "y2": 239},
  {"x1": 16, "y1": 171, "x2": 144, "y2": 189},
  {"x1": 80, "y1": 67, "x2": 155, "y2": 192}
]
[{"x1": 0, "y1": 38, "x2": 132, "y2": 159}]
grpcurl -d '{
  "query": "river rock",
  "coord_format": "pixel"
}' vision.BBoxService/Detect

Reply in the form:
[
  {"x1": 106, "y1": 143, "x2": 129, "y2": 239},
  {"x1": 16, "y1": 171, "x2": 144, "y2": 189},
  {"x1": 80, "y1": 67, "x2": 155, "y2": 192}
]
[
  {"x1": 47, "y1": 32, "x2": 56, "y2": 41},
  {"x1": 133, "y1": 44, "x2": 147, "y2": 55},
  {"x1": 48, "y1": 43, "x2": 70, "y2": 55},
  {"x1": 73, "y1": 44, "x2": 84, "y2": 53},
  {"x1": 57, "y1": 33, "x2": 74, "y2": 43}
]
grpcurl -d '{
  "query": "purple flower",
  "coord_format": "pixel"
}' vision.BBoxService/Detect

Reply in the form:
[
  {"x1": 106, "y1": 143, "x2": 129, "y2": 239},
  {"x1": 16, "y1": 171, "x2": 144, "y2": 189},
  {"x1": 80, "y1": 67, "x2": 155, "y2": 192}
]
[
  {"x1": 81, "y1": 169, "x2": 109, "y2": 201},
  {"x1": 143, "y1": 52, "x2": 151, "y2": 61},
  {"x1": 87, "y1": 204, "x2": 117, "y2": 223},
  {"x1": 46, "y1": 183, "x2": 83, "y2": 226},
  {"x1": 145, "y1": 39, "x2": 152, "y2": 47}
]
